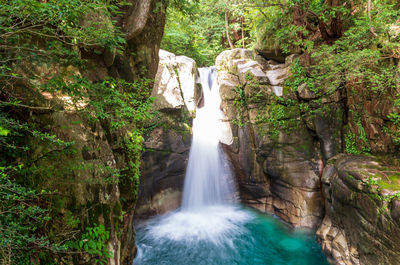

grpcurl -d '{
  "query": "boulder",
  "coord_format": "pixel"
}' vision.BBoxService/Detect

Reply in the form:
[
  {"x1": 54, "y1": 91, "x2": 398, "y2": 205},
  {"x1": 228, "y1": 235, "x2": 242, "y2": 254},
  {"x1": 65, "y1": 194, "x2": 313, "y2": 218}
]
[{"x1": 152, "y1": 50, "x2": 198, "y2": 112}]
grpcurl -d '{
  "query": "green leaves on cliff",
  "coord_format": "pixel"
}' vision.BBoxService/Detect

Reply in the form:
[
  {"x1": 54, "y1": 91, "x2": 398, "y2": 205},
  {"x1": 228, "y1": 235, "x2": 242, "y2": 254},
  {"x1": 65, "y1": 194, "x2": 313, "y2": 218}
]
[
  {"x1": 0, "y1": 0, "x2": 157, "y2": 264},
  {"x1": 0, "y1": 0, "x2": 127, "y2": 48},
  {"x1": 0, "y1": 109, "x2": 79, "y2": 264},
  {"x1": 0, "y1": 166, "x2": 53, "y2": 264},
  {"x1": 85, "y1": 77, "x2": 155, "y2": 130},
  {"x1": 278, "y1": 1, "x2": 400, "y2": 154},
  {"x1": 124, "y1": 130, "x2": 145, "y2": 197},
  {"x1": 388, "y1": 98, "x2": 400, "y2": 145},
  {"x1": 66, "y1": 224, "x2": 112, "y2": 265},
  {"x1": 0, "y1": 0, "x2": 128, "y2": 90}
]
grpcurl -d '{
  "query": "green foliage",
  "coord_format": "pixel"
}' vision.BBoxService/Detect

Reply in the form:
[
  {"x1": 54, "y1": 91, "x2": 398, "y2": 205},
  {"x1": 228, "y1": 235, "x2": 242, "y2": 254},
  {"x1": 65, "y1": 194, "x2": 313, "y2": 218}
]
[
  {"x1": 67, "y1": 224, "x2": 112, "y2": 265},
  {"x1": 286, "y1": 59, "x2": 317, "y2": 95},
  {"x1": 0, "y1": 126, "x2": 10, "y2": 136},
  {"x1": 0, "y1": 114, "x2": 81, "y2": 264},
  {"x1": 0, "y1": 0, "x2": 156, "y2": 263},
  {"x1": 276, "y1": 1, "x2": 400, "y2": 153},
  {"x1": 85, "y1": 77, "x2": 155, "y2": 130},
  {"x1": 344, "y1": 113, "x2": 371, "y2": 155},
  {"x1": 365, "y1": 174, "x2": 400, "y2": 204},
  {"x1": 162, "y1": 0, "x2": 260, "y2": 66},
  {"x1": 0, "y1": 166, "x2": 55, "y2": 264},
  {"x1": 162, "y1": 0, "x2": 225, "y2": 66},
  {"x1": 254, "y1": 94, "x2": 301, "y2": 141},
  {"x1": 233, "y1": 84, "x2": 247, "y2": 127},
  {"x1": 0, "y1": 71, "x2": 154, "y2": 262},
  {"x1": 0, "y1": 0, "x2": 128, "y2": 85},
  {"x1": 388, "y1": 97, "x2": 400, "y2": 145},
  {"x1": 124, "y1": 130, "x2": 145, "y2": 197},
  {"x1": 345, "y1": 132, "x2": 359, "y2": 155}
]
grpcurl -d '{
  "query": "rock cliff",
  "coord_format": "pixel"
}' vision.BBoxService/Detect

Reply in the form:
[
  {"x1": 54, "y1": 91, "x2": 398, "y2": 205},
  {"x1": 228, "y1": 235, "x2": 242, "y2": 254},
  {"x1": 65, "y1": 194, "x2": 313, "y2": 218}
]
[
  {"x1": 216, "y1": 48, "x2": 324, "y2": 228},
  {"x1": 1, "y1": 1, "x2": 167, "y2": 264},
  {"x1": 317, "y1": 155, "x2": 400, "y2": 265},
  {"x1": 214, "y1": 48, "x2": 400, "y2": 264},
  {"x1": 136, "y1": 46, "x2": 399, "y2": 264},
  {"x1": 136, "y1": 50, "x2": 199, "y2": 219}
]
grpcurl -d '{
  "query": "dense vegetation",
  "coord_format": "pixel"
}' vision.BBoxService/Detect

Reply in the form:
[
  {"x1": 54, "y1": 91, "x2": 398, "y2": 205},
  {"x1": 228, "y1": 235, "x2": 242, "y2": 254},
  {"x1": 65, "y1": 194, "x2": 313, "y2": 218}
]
[
  {"x1": 162, "y1": 0, "x2": 260, "y2": 65},
  {"x1": 1, "y1": 0, "x2": 399, "y2": 264},
  {"x1": 255, "y1": 0, "x2": 400, "y2": 154},
  {"x1": 0, "y1": 0, "x2": 154, "y2": 264},
  {"x1": 163, "y1": 0, "x2": 399, "y2": 154}
]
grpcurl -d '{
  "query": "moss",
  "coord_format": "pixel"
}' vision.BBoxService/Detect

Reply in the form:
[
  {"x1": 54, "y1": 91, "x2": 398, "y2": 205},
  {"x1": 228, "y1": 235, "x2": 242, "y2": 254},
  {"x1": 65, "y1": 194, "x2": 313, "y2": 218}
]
[
  {"x1": 112, "y1": 201, "x2": 123, "y2": 234},
  {"x1": 327, "y1": 159, "x2": 335, "y2": 165},
  {"x1": 378, "y1": 173, "x2": 400, "y2": 191},
  {"x1": 282, "y1": 85, "x2": 291, "y2": 96},
  {"x1": 103, "y1": 204, "x2": 112, "y2": 229}
]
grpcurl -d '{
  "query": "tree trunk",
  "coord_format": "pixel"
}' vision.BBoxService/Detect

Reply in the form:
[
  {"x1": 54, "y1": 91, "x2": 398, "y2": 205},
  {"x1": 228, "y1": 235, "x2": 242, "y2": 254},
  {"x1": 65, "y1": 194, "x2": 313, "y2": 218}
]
[
  {"x1": 225, "y1": 10, "x2": 234, "y2": 49},
  {"x1": 368, "y1": 0, "x2": 377, "y2": 36},
  {"x1": 242, "y1": 17, "x2": 245, "y2": 48}
]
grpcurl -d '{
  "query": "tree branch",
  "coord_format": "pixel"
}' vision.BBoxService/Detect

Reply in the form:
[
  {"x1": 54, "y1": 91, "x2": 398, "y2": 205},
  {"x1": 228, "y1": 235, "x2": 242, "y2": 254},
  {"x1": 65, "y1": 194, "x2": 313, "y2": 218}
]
[
  {"x1": 225, "y1": 10, "x2": 235, "y2": 49},
  {"x1": 0, "y1": 100, "x2": 54, "y2": 111},
  {"x1": 368, "y1": 0, "x2": 378, "y2": 37}
]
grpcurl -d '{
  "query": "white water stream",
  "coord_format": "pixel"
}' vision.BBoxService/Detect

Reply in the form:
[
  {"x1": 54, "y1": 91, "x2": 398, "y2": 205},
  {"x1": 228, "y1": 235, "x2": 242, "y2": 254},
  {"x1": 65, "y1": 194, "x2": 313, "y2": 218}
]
[
  {"x1": 133, "y1": 67, "x2": 329, "y2": 265},
  {"x1": 135, "y1": 67, "x2": 250, "y2": 248},
  {"x1": 181, "y1": 67, "x2": 236, "y2": 209}
]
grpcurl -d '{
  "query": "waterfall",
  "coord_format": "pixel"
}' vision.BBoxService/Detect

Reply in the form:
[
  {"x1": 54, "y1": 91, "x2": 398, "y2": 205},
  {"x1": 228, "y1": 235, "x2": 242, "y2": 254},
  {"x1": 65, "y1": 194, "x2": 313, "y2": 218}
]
[
  {"x1": 132, "y1": 67, "x2": 248, "y2": 247},
  {"x1": 181, "y1": 67, "x2": 235, "y2": 210},
  {"x1": 133, "y1": 66, "x2": 330, "y2": 265}
]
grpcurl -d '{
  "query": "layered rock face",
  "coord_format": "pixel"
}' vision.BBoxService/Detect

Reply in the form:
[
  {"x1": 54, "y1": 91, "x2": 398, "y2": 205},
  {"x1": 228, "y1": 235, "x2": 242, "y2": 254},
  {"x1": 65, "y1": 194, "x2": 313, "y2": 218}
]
[
  {"x1": 216, "y1": 48, "x2": 324, "y2": 228},
  {"x1": 317, "y1": 155, "x2": 400, "y2": 265},
  {"x1": 215, "y1": 48, "x2": 400, "y2": 264},
  {"x1": 136, "y1": 50, "x2": 199, "y2": 218}
]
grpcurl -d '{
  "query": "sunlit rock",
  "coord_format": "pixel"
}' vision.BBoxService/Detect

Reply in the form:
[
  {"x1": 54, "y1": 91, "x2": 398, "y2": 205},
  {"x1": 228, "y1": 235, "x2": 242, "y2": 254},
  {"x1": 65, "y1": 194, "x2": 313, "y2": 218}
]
[{"x1": 152, "y1": 50, "x2": 198, "y2": 112}]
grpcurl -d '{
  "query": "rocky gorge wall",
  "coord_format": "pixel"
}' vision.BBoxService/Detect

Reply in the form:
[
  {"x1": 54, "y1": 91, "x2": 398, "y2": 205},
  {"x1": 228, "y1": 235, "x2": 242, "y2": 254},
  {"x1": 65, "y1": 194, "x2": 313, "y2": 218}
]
[
  {"x1": 216, "y1": 48, "x2": 324, "y2": 228},
  {"x1": 317, "y1": 155, "x2": 400, "y2": 265},
  {"x1": 214, "y1": 48, "x2": 400, "y2": 265},
  {"x1": 2, "y1": 1, "x2": 167, "y2": 264},
  {"x1": 136, "y1": 50, "x2": 200, "y2": 218},
  {"x1": 141, "y1": 47, "x2": 399, "y2": 264}
]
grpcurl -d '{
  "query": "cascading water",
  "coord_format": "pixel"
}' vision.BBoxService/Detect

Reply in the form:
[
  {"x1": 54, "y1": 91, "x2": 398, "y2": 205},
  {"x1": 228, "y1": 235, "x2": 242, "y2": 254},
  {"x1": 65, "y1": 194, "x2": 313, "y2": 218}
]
[
  {"x1": 133, "y1": 67, "x2": 329, "y2": 265},
  {"x1": 182, "y1": 67, "x2": 235, "y2": 209}
]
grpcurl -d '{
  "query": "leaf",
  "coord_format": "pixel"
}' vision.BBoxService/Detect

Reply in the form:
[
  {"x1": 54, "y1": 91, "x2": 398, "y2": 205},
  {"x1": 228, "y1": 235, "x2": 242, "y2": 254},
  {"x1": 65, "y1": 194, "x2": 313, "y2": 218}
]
[{"x1": 0, "y1": 126, "x2": 10, "y2": 136}]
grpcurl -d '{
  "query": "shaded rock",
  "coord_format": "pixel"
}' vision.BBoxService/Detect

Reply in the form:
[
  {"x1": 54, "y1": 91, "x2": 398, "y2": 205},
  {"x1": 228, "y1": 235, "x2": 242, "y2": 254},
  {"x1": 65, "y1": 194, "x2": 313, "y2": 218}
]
[
  {"x1": 137, "y1": 125, "x2": 190, "y2": 218},
  {"x1": 136, "y1": 50, "x2": 196, "y2": 219},
  {"x1": 297, "y1": 83, "x2": 317, "y2": 99},
  {"x1": 345, "y1": 78, "x2": 399, "y2": 154},
  {"x1": 216, "y1": 49, "x2": 324, "y2": 228},
  {"x1": 218, "y1": 74, "x2": 240, "y2": 101},
  {"x1": 285, "y1": 54, "x2": 300, "y2": 67},
  {"x1": 256, "y1": 49, "x2": 288, "y2": 63},
  {"x1": 317, "y1": 155, "x2": 400, "y2": 265}
]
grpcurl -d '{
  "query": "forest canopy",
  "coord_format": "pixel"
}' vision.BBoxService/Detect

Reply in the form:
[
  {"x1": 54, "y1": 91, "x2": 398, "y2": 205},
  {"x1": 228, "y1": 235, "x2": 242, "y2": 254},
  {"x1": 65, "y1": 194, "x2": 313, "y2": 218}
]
[{"x1": 162, "y1": 0, "x2": 400, "y2": 65}]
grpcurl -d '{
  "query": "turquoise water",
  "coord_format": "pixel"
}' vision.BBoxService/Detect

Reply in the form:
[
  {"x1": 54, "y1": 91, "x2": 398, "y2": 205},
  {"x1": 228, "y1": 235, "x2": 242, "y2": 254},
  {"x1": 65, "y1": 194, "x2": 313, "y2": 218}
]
[{"x1": 133, "y1": 206, "x2": 329, "y2": 265}]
